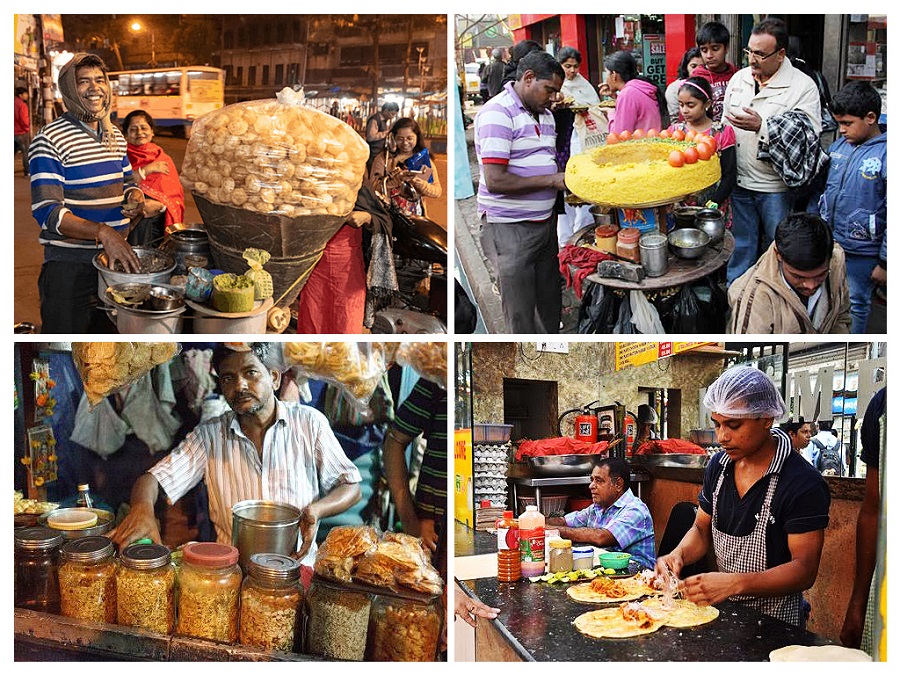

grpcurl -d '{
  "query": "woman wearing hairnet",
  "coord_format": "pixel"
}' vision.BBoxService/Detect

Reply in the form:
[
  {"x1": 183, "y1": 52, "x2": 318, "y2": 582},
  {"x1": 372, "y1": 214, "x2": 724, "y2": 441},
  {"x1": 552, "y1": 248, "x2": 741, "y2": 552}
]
[{"x1": 655, "y1": 366, "x2": 830, "y2": 626}]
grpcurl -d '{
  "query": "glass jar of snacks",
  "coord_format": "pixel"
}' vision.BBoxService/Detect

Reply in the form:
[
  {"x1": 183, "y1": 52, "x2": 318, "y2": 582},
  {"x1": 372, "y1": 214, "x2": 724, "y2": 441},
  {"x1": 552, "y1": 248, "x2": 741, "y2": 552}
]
[
  {"x1": 116, "y1": 543, "x2": 176, "y2": 634},
  {"x1": 306, "y1": 576, "x2": 371, "y2": 661},
  {"x1": 548, "y1": 539, "x2": 574, "y2": 573},
  {"x1": 616, "y1": 227, "x2": 642, "y2": 263},
  {"x1": 367, "y1": 592, "x2": 443, "y2": 661},
  {"x1": 58, "y1": 535, "x2": 117, "y2": 623},
  {"x1": 14, "y1": 526, "x2": 65, "y2": 612},
  {"x1": 240, "y1": 553, "x2": 303, "y2": 652},
  {"x1": 176, "y1": 542, "x2": 242, "y2": 643}
]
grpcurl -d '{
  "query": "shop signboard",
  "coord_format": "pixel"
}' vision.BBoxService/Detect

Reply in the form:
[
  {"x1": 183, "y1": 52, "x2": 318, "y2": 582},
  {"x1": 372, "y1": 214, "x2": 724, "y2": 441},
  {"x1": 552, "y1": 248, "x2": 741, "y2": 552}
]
[
  {"x1": 454, "y1": 428, "x2": 474, "y2": 526},
  {"x1": 41, "y1": 14, "x2": 65, "y2": 49},
  {"x1": 641, "y1": 33, "x2": 667, "y2": 89},
  {"x1": 14, "y1": 14, "x2": 40, "y2": 58},
  {"x1": 616, "y1": 341, "x2": 714, "y2": 370}
]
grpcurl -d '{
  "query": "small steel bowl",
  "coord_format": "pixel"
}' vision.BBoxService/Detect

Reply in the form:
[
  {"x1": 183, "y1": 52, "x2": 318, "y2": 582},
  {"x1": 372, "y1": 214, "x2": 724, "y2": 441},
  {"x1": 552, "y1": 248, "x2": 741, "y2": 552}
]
[
  {"x1": 146, "y1": 285, "x2": 185, "y2": 311},
  {"x1": 667, "y1": 227, "x2": 710, "y2": 259}
]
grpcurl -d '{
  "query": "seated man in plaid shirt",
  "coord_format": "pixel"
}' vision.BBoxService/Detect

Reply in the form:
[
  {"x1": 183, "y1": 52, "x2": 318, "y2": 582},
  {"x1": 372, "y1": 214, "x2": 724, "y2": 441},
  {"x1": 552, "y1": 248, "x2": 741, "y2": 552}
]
[{"x1": 546, "y1": 457, "x2": 656, "y2": 569}]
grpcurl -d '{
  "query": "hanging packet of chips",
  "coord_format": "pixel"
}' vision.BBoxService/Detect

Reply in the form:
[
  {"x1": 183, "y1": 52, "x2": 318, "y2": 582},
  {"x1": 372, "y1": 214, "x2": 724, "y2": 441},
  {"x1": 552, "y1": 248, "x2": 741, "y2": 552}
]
[
  {"x1": 72, "y1": 342, "x2": 181, "y2": 406},
  {"x1": 283, "y1": 342, "x2": 389, "y2": 409},
  {"x1": 394, "y1": 342, "x2": 447, "y2": 388},
  {"x1": 242, "y1": 248, "x2": 274, "y2": 300}
]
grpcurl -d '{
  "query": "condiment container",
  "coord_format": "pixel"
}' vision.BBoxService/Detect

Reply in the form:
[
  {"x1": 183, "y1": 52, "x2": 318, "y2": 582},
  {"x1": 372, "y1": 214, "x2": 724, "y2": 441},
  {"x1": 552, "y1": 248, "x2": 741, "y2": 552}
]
[
  {"x1": 548, "y1": 539, "x2": 574, "y2": 573},
  {"x1": 368, "y1": 592, "x2": 443, "y2": 661},
  {"x1": 117, "y1": 543, "x2": 176, "y2": 634},
  {"x1": 544, "y1": 528, "x2": 561, "y2": 573},
  {"x1": 240, "y1": 553, "x2": 303, "y2": 652},
  {"x1": 58, "y1": 535, "x2": 117, "y2": 623},
  {"x1": 496, "y1": 510, "x2": 520, "y2": 582},
  {"x1": 14, "y1": 526, "x2": 64, "y2": 613},
  {"x1": 176, "y1": 542, "x2": 242, "y2": 643},
  {"x1": 518, "y1": 504, "x2": 546, "y2": 578},
  {"x1": 306, "y1": 576, "x2": 371, "y2": 661},
  {"x1": 639, "y1": 233, "x2": 669, "y2": 277},
  {"x1": 594, "y1": 224, "x2": 620, "y2": 254},
  {"x1": 185, "y1": 267, "x2": 214, "y2": 303},
  {"x1": 616, "y1": 227, "x2": 642, "y2": 263},
  {"x1": 572, "y1": 546, "x2": 594, "y2": 571}
]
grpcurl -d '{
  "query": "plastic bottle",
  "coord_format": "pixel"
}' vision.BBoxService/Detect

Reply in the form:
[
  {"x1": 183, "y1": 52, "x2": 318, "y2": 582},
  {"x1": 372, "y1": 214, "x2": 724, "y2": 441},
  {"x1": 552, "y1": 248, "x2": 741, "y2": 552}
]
[
  {"x1": 496, "y1": 511, "x2": 520, "y2": 582},
  {"x1": 544, "y1": 528, "x2": 561, "y2": 573},
  {"x1": 518, "y1": 504, "x2": 546, "y2": 578}
]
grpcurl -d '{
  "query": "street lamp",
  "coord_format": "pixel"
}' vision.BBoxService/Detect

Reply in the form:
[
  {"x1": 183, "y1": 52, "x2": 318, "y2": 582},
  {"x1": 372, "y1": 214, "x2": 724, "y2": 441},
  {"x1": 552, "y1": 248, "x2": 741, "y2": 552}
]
[{"x1": 130, "y1": 20, "x2": 156, "y2": 67}]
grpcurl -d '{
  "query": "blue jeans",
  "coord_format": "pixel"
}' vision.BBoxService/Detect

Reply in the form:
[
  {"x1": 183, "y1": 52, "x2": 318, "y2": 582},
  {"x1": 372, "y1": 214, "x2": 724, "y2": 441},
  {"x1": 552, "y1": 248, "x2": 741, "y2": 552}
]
[
  {"x1": 844, "y1": 253, "x2": 878, "y2": 333},
  {"x1": 727, "y1": 186, "x2": 793, "y2": 284}
]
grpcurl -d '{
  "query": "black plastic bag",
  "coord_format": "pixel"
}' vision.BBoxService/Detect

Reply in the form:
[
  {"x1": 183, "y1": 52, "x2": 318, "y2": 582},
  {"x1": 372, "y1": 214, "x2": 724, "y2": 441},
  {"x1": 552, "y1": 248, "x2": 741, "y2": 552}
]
[
  {"x1": 672, "y1": 286, "x2": 701, "y2": 334},
  {"x1": 691, "y1": 278, "x2": 728, "y2": 333},
  {"x1": 577, "y1": 283, "x2": 621, "y2": 334},
  {"x1": 613, "y1": 292, "x2": 637, "y2": 334}
]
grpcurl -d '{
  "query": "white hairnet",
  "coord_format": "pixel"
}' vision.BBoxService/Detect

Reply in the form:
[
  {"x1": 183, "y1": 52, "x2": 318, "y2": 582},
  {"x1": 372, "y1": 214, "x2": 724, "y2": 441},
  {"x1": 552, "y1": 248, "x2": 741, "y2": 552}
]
[{"x1": 703, "y1": 366, "x2": 787, "y2": 420}]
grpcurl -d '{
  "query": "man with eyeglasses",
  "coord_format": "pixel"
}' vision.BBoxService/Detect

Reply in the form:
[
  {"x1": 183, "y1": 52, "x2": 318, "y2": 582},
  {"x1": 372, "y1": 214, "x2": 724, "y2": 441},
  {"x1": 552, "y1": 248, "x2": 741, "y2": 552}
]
[
  {"x1": 727, "y1": 212, "x2": 850, "y2": 334},
  {"x1": 722, "y1": 17, "x2": 821, "y2": 285}
]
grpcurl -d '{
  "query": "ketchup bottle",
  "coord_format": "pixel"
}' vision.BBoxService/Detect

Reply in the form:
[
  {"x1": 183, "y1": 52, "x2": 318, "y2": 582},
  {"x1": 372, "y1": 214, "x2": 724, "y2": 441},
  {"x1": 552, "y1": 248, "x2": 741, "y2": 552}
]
[{"x1": 496, "y1": 511, "x2": 521, "y2": 582}]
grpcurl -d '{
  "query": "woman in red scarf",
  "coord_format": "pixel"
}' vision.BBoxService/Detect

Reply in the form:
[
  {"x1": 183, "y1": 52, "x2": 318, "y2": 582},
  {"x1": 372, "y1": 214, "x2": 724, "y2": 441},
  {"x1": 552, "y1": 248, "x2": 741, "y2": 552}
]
[{"x1": 123, "y1": 110, "x2": 185, "y2": 233}]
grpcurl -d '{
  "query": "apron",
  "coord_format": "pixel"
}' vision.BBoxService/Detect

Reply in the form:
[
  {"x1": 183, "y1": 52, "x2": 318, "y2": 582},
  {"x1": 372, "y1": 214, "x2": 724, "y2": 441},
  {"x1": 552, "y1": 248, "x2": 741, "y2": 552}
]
[{"x1": 711, "y1": 430, "x2": 803, "y2": 625}]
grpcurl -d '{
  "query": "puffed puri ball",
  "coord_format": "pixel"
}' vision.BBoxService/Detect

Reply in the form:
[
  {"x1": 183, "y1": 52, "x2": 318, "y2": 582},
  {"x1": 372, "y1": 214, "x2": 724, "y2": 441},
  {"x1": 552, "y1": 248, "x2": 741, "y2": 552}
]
[{"x1": 181, "y1": 87, "x2": 369, "y2": 218}]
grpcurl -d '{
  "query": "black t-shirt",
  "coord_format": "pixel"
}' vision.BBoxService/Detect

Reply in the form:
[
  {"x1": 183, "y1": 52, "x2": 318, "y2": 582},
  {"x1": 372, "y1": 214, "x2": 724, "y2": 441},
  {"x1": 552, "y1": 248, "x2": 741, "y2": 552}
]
[
  {"x1": 860, "y1": 387, "x2": 886, "y2": 470},
  {"x1": 699, "y1": 444, "x2": 831, "y2": 568}
]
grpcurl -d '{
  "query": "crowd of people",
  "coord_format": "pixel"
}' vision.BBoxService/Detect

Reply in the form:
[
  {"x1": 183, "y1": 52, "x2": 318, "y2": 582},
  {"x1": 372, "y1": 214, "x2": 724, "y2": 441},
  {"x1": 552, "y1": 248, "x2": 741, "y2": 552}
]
[
  {"x1": 20, "y1": 52, "x2": 442, "y2": 335},
  {"x1": 471, "y1": 17, "x2": 886, "y2": 335}
]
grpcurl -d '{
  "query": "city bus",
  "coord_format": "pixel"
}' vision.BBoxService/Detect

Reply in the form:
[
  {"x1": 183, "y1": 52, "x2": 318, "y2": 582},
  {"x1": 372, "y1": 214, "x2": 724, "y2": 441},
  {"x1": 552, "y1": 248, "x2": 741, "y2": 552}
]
[{"x1": 109, "y1": 66, "x2": 224, "y2": 137}]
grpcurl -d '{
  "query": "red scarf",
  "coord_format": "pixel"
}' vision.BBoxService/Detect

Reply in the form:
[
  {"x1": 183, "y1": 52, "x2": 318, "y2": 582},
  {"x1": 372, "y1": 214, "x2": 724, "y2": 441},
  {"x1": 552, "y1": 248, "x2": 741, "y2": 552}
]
[{"x1": 127, "y1": 142, "x2": 186, "y2": 230}]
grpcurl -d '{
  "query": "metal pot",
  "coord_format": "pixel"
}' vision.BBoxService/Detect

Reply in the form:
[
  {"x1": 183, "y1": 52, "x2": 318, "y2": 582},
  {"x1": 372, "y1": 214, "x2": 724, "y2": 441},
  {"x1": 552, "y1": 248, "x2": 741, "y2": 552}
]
[
  {"x1": 673, "y1": 206, "x2": 701, "y2": 229},
  {"x1": 667, "y1": 228, "x2": 710, "y2": 259},
  {"x1": 146, "y1": 285, "x2": 185, "y2": 312},
  {"x1": 694, "y1": 208, "x2": 725, "y2": 243},
  {"x1": 162, "y1": 228, "x2": 210, "y2": 275},
  {"x1": 231, "y1": 500, "x2": 301, "y2": 571},
  {"x1": 94, "y1": 248, "x2": 175, "y2": 301}
]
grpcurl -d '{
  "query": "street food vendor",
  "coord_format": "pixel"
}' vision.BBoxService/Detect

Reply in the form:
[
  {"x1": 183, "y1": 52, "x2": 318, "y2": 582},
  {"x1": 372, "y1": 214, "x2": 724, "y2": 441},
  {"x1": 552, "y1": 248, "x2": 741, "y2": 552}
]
[
  {"x1": 546, "y1": 457, "x2": 656, "y2": 568},
  {"x1": 110, "y1": 343, "x2": 362, "y2": 569},
  {"x1": 656, "y1": 366, "x2": 830, "y2": 627}
]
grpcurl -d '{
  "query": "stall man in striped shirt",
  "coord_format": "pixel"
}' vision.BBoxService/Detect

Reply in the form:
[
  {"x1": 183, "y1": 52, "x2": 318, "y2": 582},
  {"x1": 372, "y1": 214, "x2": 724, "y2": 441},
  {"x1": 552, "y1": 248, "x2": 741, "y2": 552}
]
[
  {"x1": 475, "y1": 50, "x2": 567, "y2": 333},
  {"x1": 111, "y1": 344, "x2": 362, "y2": 579},
  {"x1": 28, "y1": 53, "x2": 143, "y2": 333}
]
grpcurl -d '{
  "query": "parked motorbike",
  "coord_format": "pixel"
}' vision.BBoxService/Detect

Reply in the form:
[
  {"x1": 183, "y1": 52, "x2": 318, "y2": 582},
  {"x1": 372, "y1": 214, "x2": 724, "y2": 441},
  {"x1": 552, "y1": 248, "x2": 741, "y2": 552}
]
[{"x1": 371, "y1": 170, "x2": 447, "y2": 334}]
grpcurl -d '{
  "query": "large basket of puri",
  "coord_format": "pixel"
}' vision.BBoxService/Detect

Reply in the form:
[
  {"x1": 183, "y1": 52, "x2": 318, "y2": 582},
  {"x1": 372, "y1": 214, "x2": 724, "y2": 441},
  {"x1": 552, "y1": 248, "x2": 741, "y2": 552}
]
[
  {"x1": 314, "y1": 526, "x2": 443, "y2": 596},
  {"x1": 71, "y1": 342, "x2": 179, "y2": 406},
  {"x1": 181, "y1": 88, "x2": 369, "y2": 308}
]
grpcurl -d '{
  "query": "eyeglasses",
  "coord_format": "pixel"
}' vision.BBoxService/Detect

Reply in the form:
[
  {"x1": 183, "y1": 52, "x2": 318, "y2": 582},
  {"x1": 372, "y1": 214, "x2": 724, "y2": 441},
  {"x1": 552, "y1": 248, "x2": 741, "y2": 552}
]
[{"x1": 743, "y1": 47, "x2": 782, "y2": 61}]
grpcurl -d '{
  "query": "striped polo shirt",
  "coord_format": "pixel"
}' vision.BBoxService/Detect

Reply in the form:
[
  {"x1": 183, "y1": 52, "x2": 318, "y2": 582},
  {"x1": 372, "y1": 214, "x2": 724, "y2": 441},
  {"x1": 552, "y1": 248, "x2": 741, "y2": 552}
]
[
  {"x1": 392, "y1": 378, "x2": 447, "y2": 520},
  {"x1": 29, "y1": 113, "x2": 139, "y2": 263},
  {"x1": 148, "y1": 400, "x2": 362, "y2": 566},
  {"x1": 475, "y1": 80, "x2": 559, "y2": 223},
  {"x1": 564, "y1": 488, "x2": 656, "y2": 569}
]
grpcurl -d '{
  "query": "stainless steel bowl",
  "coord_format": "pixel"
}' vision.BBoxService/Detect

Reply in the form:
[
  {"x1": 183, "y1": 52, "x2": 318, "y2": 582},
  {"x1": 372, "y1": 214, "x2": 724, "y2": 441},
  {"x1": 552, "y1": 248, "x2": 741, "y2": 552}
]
[
  {"x1": 525, "y1": 454, "x2": 605, "y2": 477},
  {"x1": 146, "y1": 285, "x2": 185, "y2": 311},
  {"x1": 667, "y1": 227, "x2": 710, "y2": 259}
]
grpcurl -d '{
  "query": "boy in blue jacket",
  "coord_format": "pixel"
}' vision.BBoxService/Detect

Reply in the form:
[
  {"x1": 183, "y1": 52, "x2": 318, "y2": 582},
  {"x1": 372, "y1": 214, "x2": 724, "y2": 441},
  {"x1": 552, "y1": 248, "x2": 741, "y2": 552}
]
[{"x1": 812, "y1": 82, "x2": 886, "y2": 333}]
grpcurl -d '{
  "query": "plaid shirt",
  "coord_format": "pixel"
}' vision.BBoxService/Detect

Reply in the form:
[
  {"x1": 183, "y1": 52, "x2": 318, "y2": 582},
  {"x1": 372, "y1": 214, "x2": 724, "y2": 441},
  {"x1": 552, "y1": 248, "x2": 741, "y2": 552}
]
[
  {"x1": 758, "y1": 110, "x2": 829, "y2": 187},
  {"x1": 564, "y1": 488, "x2": 656, "y2": 568}
]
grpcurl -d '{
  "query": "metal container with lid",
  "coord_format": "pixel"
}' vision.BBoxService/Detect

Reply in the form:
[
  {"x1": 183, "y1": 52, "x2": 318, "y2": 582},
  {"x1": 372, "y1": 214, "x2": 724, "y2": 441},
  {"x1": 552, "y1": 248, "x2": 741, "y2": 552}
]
[
  {"x1": 177, "y1": 542, "x2": 242, "y2": 643},
  {"x1": 117, "y1": 543, "x2": 176, "y2": 634},
  {"x1": 58, "y1": 535, "x2": 117, "y2": 623},
  {"x1": 14, "y1": 526, "x2": 65, "y2": 612},
  {"x1": 232, "y1": 500, "x2": 302, "y2": 572},
  {"x1": 240, "y1": 553, "x2": 303, "y2": 652},
  {"x1": 639, "y1": 233, "x2": 669, "y2": 277}
]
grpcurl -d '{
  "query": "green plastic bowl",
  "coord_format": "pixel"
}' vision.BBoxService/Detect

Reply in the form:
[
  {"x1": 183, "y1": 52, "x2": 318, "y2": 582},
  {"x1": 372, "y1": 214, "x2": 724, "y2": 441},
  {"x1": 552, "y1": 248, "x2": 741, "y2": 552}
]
[{"x1": 598, "y1": 552, "x2": 632, "y2": 570}]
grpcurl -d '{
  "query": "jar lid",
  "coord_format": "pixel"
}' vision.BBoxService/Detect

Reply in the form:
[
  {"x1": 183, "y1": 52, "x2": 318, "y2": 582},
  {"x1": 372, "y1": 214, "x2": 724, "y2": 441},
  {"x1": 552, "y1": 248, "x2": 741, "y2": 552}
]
[
  {"x1": 182, "y1": 541, "x2": 240, "y2": 568},
  {"x1": 617, "y1": 227, "x2": 642, "y2": 243},
  {"x1": 549, "y1": 539, "x2": 572, "y2": 549},
  {"x1": 572, "y1": 547, "x2": 594, "y2": 556},
  {"x1": 120, "y1": 543, "x2": 172, "y2": 570},
  {"x1": 60, "y1": 535, "x2": 115, "y2": 563},
  {"x1": 595, "y1": 224, "x2": 619, "y2": 237},
  {"x1": 15, "y1": 525, "x2": 65, "y2": 552},
  {"x1": 77, "y1": 483, "x2": 90, "y2": 491},
  {"x1": 47, "y1": 507, "x2": 98, "y2": 531},
  {"x1": 248, "y1": 553, "x2": 301, "y2": 583}
]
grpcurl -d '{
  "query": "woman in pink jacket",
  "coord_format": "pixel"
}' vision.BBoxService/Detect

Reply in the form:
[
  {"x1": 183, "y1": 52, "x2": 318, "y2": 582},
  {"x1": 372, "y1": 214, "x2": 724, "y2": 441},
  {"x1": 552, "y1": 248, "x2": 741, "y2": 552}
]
[{"x1": 600, "y1": 51, "x2": 669, "y2": 134}]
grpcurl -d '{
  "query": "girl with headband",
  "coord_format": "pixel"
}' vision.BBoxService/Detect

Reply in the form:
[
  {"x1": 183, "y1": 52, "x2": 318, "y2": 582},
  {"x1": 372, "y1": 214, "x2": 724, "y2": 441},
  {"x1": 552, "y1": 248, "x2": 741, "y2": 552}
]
[{"x1": 670, "y1": 76, "x2": 737, "y2": 226}]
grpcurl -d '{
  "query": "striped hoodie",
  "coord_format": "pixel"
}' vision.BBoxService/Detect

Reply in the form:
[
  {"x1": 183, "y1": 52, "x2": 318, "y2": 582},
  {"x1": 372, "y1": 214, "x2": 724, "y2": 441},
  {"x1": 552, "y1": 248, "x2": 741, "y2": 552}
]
[{"x1": 29, "y1": 113, "x2": 139, "y2": 262}]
